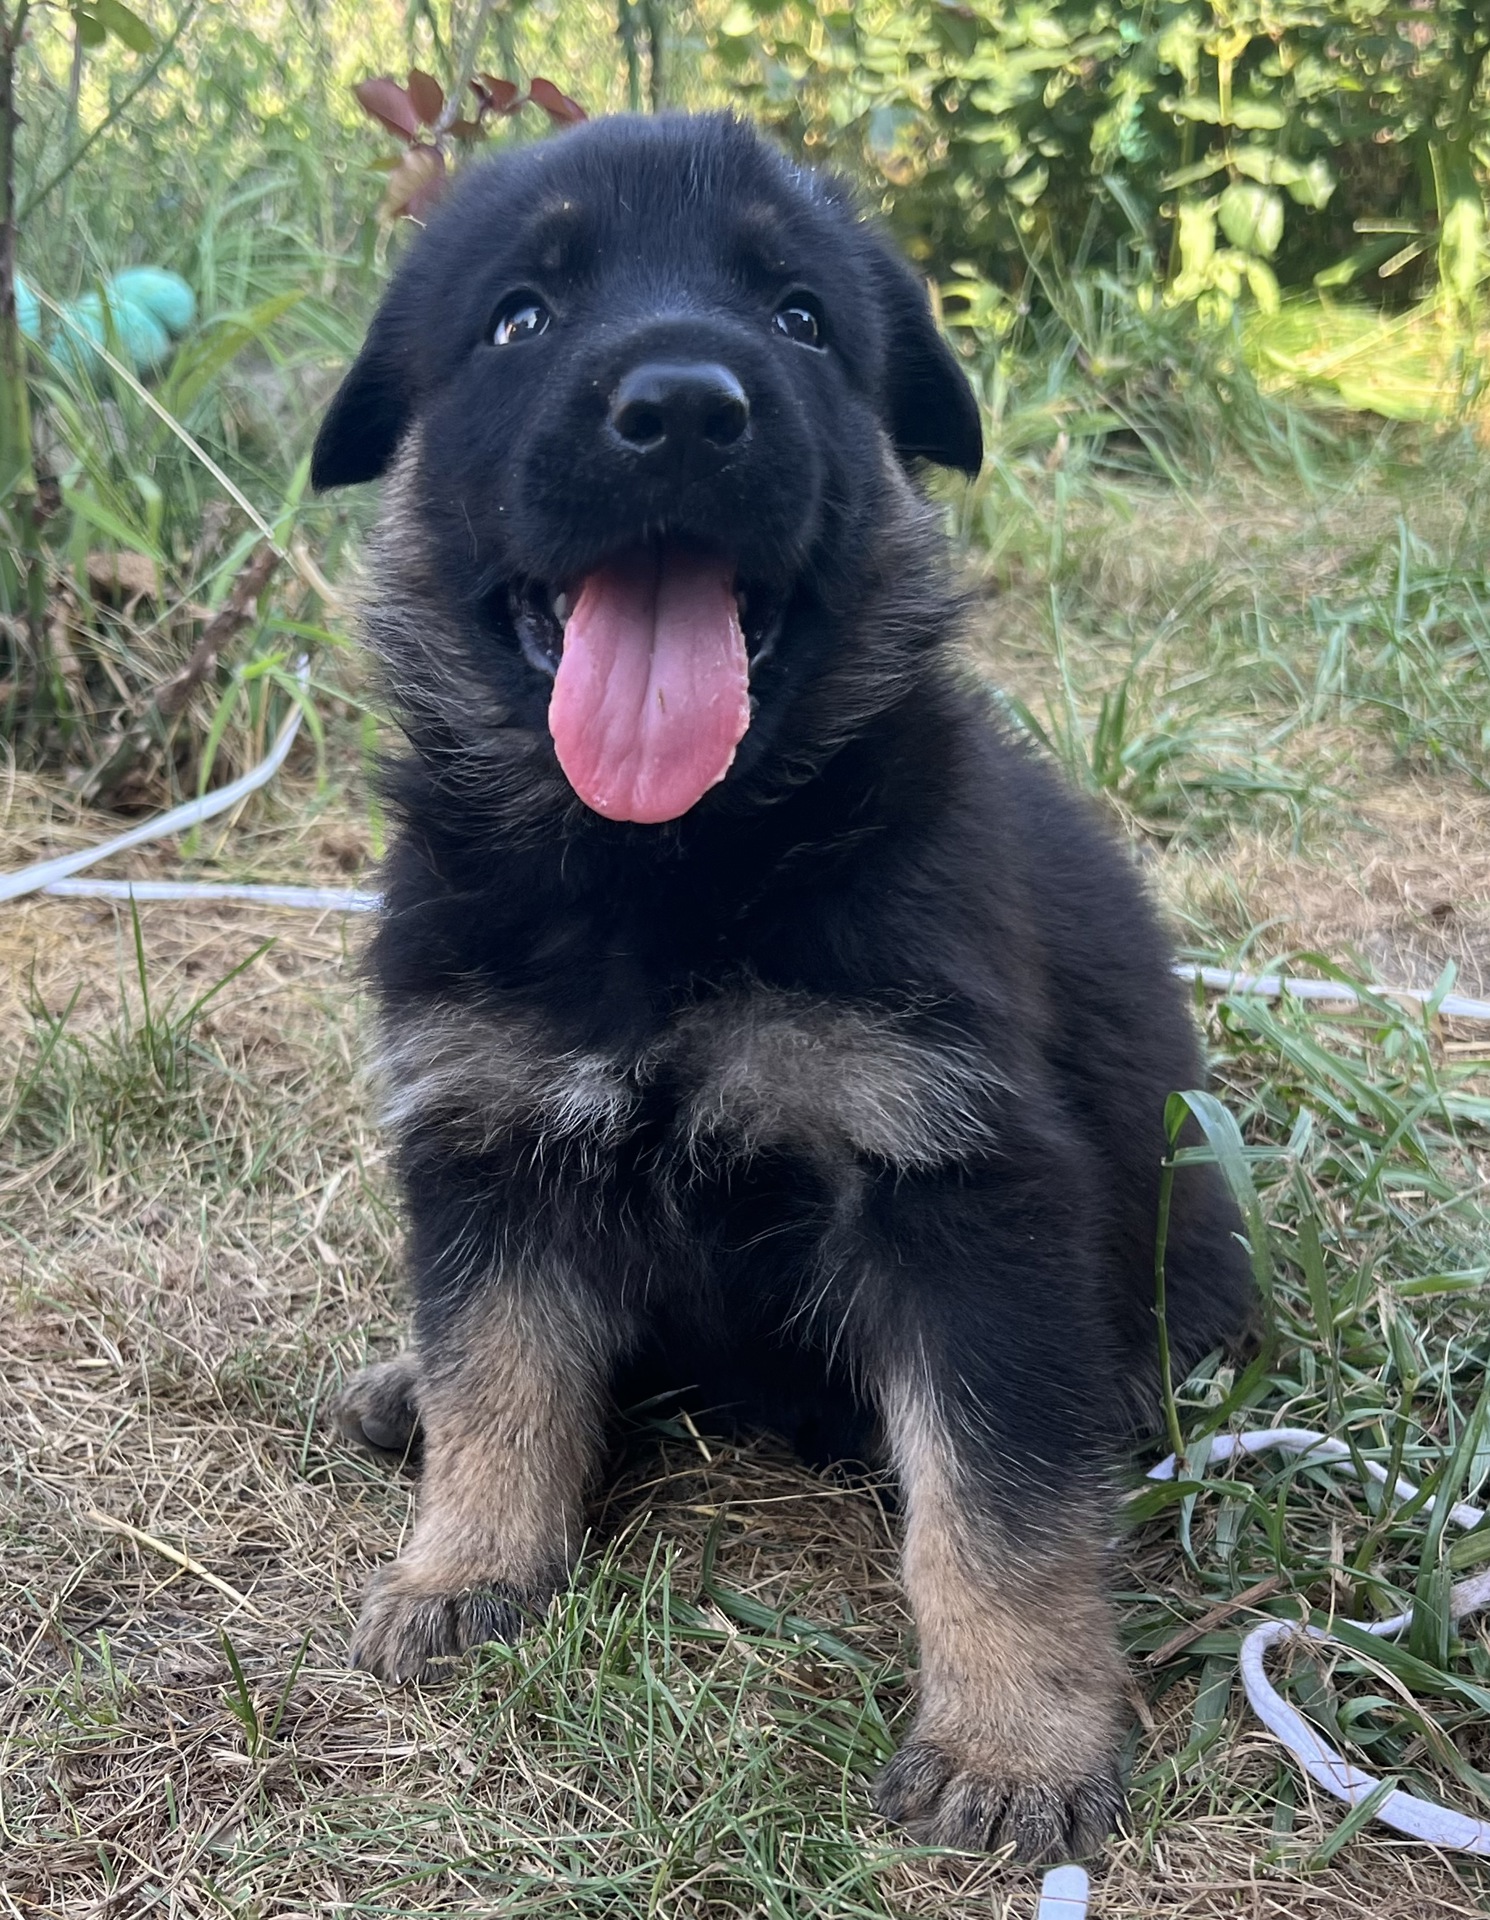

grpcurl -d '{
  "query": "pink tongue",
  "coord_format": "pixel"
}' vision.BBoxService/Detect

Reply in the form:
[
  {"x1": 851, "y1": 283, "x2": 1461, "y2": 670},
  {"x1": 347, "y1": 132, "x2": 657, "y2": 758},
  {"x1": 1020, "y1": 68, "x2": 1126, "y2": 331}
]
[{"x1": 548, "y1": 544, "x2": 751, "y2": 824}]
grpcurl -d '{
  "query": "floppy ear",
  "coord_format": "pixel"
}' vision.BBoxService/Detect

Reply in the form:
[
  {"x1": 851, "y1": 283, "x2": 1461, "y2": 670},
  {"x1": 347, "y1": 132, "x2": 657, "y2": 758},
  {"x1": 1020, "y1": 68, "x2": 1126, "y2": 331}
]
[
  {"x1": 866, "y1": 244, "x2": 983, "y2": 477},
  {"x1": 311, "y1": 309, "x2": 416, "y2": 490}
]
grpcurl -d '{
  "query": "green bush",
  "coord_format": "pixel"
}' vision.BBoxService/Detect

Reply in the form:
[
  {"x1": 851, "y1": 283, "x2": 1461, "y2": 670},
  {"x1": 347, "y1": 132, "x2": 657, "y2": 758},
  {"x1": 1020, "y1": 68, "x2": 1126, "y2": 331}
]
[{"x1": 714, "y1": 1, "x2": 1490, "y2": 315}]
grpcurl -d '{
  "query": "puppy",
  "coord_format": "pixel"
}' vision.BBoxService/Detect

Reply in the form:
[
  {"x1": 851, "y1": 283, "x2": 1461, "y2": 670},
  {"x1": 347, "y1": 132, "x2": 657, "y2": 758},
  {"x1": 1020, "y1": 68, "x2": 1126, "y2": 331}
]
[{"x1": 314, "y1": 112, "x2": 1256, "y2": 1863}]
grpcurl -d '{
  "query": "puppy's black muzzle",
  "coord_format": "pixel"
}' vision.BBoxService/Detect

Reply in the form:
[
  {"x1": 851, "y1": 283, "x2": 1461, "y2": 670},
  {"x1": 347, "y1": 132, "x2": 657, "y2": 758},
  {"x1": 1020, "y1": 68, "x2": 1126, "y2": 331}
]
[
  {"x1": 495, "y1": 314, "x2": 822, "y2": 592},
  {"x1": 608, "y1": 362, "x2": 751, "y2": 473}
]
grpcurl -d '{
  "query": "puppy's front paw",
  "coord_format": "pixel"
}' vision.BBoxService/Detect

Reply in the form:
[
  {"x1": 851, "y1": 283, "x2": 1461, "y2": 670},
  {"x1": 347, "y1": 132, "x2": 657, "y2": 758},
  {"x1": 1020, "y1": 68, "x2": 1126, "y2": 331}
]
[
  {"x1": 336, "y1": 1355, "x2": 422, "y2": 1458},
  {"x1": 349, "y1": 1562, "x2": 539, "y2": 1684},
  {"x1": 874, "y1": 1729, "x2": 1122, "y2": 1863}
]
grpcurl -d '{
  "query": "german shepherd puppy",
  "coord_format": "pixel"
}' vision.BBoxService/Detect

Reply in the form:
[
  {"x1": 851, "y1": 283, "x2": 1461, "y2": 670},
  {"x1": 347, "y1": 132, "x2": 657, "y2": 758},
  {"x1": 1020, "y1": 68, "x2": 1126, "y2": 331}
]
[{"x1": 313, "y1": 112, "x2": 1255, "y2": 1863}]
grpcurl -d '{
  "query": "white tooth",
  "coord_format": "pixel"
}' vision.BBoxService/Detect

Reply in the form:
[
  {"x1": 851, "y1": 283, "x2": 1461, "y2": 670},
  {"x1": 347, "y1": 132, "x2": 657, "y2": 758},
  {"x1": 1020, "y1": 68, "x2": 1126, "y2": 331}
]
[{"x1": 552, "y1": 591, "x2": 571, "y2": 625}]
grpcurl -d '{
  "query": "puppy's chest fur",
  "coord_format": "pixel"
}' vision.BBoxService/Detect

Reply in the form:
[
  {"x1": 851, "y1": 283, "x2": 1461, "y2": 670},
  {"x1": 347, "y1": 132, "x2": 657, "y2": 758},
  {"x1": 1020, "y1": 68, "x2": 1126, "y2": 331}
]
[{"x1": 380, "y1": 987, "x2": 1005, "y2": 1173}]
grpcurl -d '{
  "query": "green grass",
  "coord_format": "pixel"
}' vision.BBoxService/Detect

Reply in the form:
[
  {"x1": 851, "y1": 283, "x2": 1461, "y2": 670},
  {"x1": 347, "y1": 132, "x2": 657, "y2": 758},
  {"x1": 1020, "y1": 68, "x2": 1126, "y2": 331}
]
[{"x1": 4, "y1": 905, "x2": 278, "y2": 1179}]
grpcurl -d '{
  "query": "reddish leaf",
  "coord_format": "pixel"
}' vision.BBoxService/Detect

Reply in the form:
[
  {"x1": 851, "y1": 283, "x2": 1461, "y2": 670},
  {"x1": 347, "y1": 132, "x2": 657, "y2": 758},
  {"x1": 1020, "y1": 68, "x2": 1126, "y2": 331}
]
[
  {"x1": 381, "y1": 144, "x2": 447, "y2": 221},
  {"x1": 406, "y1": 68, "x2": 445, "y2": 127},
  {"x1": 353, "y1": 77, "x2": 421, "y2": 141},
  {"x1": 448, "y1": 117, "x2": 484, "y2": 140},
  {"x1": 473, "y1": 74, "x2": 524, "y2": 116},
  {"x1": 528, "y1": 77, "x2": 588, "y2": 125}
]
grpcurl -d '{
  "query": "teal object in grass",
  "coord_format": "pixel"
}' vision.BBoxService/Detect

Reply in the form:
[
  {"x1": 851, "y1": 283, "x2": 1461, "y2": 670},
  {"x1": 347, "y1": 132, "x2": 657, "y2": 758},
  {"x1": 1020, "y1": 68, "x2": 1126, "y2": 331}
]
[
  {"x1": 54, "y1": 288, "x2": 172, "y2": 378},
  {"x1": 109, "y1": 266, "x2": 196, "y2": 336},
  {"x1": 51, "y1": 291, "x2": 106, "y2": 374},
  {"x1": 14, "y1": 272, "x2": 39, "y2": 340},
  {"x1": 43, "y1": 265, "x2": 194, "y2": 380}
]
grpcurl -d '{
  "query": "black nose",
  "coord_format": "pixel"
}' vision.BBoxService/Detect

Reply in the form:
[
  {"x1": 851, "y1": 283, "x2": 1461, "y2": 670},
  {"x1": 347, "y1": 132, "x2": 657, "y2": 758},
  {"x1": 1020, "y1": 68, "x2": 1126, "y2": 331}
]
[{"x1": 608, "y1": 362, "x2": 750, "y2": 456}]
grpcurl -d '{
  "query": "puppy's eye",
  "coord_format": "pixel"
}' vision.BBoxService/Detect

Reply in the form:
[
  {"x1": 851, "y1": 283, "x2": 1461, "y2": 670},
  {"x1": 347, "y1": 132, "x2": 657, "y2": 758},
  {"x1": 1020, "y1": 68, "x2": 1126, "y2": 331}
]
[
  {"x1": 773, "y1": 301, "x2": 822, "y2": 347},
  {"x1": 493, "y1": 298, "x2": 552, "y2": 346}
]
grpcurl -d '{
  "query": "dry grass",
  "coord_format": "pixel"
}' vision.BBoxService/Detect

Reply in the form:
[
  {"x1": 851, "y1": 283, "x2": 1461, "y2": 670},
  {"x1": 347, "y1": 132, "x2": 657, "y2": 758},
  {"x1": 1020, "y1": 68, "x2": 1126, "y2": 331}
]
[
  {"x1": 6, "y1": 446, "x2": 1490, "y2": 1917},
  {"x1": 2, "y1": 888, "x2": 1484, "y2": 1919},
  {"x1": 1171, "y1": 777, "x2": 1490, "y2": 1002},
  {"x1": 1, "y1": 843, "x2": 1486, "y2": 1916}
]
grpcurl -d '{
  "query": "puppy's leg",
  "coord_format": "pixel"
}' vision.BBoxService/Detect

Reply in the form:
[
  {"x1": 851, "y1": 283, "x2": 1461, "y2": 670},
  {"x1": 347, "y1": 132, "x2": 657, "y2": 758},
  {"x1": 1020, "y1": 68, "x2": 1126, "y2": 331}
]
[
  {"x1": 337, "y1": 1352, "x2": 422, "y2": 1457},
  {"x1": 847, "y1": 1165, "x2": 1127, "y2": 1862},
  {"x1": 350, "y1": 1282, "x2": 614, "y2": 1684},
  {"x1": 871, "y1": 1372, "x2": 1124, "y2": 1861}
]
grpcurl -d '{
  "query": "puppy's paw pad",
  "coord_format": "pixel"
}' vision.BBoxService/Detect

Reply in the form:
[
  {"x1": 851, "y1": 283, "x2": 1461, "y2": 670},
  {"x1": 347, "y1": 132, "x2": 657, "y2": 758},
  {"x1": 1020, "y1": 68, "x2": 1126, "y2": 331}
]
[
  {"x1": 874, "y1": 1737, "x2": 1121, "y2": 1863},
  {"x1": 335, "y1": 1356, "x2": 422, "y2": 1457},
  {"x1": 349, "y1": 1572, "x2": 527, "y2": 1685}
]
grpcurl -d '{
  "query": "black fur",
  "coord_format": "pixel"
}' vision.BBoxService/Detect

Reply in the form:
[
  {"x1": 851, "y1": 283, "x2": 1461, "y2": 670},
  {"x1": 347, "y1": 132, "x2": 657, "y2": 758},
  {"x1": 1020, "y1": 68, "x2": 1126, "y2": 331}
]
[{"x1": 317, "y1": 112, "x2": 1256, "y2": 1859}]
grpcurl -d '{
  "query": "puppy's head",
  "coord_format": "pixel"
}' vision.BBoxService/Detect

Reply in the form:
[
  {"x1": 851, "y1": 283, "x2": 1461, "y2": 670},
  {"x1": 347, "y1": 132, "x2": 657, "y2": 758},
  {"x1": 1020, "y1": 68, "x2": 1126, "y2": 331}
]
[{"x1": 315, "y1": 113, "x2": 981, "y2": 827}]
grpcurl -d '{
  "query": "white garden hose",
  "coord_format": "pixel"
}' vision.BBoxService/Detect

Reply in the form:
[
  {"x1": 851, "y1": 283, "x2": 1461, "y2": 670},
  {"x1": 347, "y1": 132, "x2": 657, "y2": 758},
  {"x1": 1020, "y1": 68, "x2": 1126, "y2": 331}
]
[
  {"x1": 0, "y1": 659, "x2": 313, "y2": 906},
  {"x1": 1, "y1": 689, "x2": 1489, "y2": 1026},
  {"x1": 1147, "y1": 1429, "x2": 1490, "y2": 1853},
  {"x1": 37, "y1": 876, "x2": 379, "y2": 910},
  {"x1": 4, "y1": 710, "x2": 1489, "y2": 1032},
  {"x1": 1036, "y1": 1865, "x2": 1090, "y2": 1917},
  {"x1": 1174, "y1": 964, "x2": 1490, "y2": 1025}
]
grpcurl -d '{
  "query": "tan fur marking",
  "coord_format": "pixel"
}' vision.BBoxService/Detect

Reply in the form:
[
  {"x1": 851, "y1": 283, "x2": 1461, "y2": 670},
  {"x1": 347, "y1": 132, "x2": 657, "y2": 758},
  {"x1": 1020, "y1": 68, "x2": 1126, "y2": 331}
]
[
  {"x1": 349, "y1": 1284, "x2": 612, "y2": 1680},
  {"x1": 883, "y1": 1375, "x2": 1125, "y2": 1785},
  {"x1": 408, "y1": 1290, "x2": 601, "y2": 1583},
  {"x1": 377, "y1": 1005, "x2": 636, "y2": 1151},
  {"x1": 663, "y1": 990, "x2": 1005, "y2": 1168},
  {"x1": 380, "y1": 989, "x2": 1003, "y2": 1174}
]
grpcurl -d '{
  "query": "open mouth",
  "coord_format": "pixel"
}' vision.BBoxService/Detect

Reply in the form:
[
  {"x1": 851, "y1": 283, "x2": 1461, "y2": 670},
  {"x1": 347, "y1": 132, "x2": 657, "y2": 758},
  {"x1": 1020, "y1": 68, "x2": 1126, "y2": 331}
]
[
  {"x1": 512, "y1": 571, "x2": 782, "y2": 679},
  {"x1": 509, "y1": 542, "x2": 784, "y2": 826}
]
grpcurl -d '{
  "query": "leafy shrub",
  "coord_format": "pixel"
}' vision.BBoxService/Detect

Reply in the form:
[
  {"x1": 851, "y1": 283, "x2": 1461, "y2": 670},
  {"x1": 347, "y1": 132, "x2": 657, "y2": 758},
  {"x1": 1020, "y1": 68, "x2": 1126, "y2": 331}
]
[{"x1": 714, "y1": 1, "x2": 1490, "y2": 314}]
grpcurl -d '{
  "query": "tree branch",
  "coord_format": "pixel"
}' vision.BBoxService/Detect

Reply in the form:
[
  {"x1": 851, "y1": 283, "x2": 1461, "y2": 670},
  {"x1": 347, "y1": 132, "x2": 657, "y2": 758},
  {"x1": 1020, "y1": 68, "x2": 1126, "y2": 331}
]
[
  {"x1": 79, "y1": 542, "x2": 280, "y2": 806},
  {"x1": 435, "y1": 0, "x2": 501, "y2": 138}
]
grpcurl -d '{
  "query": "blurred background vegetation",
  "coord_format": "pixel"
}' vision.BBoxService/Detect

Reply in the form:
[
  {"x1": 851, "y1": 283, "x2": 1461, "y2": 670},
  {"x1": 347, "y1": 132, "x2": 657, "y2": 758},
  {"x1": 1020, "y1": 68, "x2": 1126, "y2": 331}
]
[{"x1": 2, "y1": 0, "x2": 1490, "y2": 803}]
